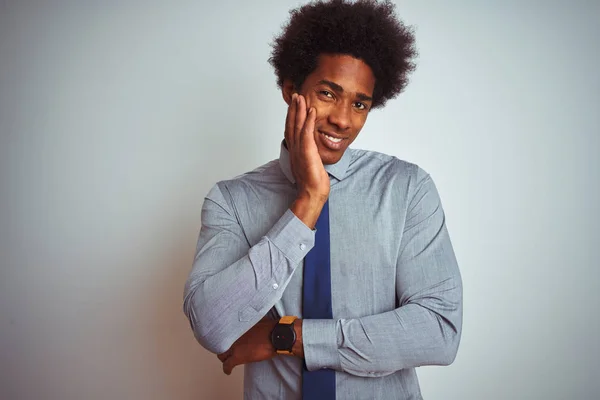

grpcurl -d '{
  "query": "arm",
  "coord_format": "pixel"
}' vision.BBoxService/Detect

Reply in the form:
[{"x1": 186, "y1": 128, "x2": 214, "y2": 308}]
[
  {"x1": 183, "y1": 185, "x2": 316, "y2": 354},
  {"x1": 184, "y1": 94, "x2": 328, "y2": 355},
  {"x1": 302, "y1": 170, "x2": 463, "y2": 377}
]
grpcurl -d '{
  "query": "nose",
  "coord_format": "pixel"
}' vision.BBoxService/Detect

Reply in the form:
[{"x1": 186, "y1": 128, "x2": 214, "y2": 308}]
[{"x1": 327, "y1": 103, "x2": 351, "y2": 131}]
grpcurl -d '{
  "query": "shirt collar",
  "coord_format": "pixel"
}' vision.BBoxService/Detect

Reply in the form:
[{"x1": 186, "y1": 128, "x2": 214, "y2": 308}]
[{"x1": 279, "y1": 140, "x2": 352, "y2": 183}]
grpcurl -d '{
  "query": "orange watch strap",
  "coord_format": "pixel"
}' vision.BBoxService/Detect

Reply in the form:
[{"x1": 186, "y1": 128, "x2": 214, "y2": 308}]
[{"x1": 279, "y1": 315, "x2": 298, "y2": 325}]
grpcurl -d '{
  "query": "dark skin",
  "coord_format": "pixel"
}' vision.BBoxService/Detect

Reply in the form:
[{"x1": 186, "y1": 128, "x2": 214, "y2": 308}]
[{"x1": 217, "y1": 54, "x2": 376, "y2": 375}]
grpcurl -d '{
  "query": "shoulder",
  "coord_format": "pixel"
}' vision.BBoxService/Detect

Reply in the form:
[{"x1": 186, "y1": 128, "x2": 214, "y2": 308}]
[
  {"x1": 346, "y1": 148, "x2": 441, "y2": 209},
  {"x1": 228, "y1": 159, "x2": 281, "y2": 182},
  {"x1": 205, "y1": 159, "x2": 283, "y2": 202},
  {"x1": 347, "y1": 148, "x2": 429, "y2": 185}
]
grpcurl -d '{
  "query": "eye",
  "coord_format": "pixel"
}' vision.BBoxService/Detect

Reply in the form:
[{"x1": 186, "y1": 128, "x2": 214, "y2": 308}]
[
  {"x1": 320, "y1": 90, "x2": 334, "y2": 98},
  {"x1": 354, "y1": 102, "x2": 367, "y2": 110}
]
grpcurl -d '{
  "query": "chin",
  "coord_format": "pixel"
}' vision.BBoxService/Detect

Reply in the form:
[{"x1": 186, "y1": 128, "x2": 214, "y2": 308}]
[{"x1": 319, "y1": 151, "x2": 343, "y2": 165}]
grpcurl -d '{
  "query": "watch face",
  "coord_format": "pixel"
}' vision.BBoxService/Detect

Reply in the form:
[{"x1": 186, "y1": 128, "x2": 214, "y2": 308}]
[{"x1": 271, "y1": 324, "x2": 296, "y2": 350}]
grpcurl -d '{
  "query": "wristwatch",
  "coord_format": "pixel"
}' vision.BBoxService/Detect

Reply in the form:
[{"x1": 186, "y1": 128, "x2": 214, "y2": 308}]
[{"x1": 270, "y1": 316, "x2": 298, "y2": 355}]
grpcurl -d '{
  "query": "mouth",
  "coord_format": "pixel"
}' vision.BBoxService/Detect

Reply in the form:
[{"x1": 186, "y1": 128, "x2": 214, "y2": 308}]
[{"x1": 318, "y1": 130, "x2": 346, "y2": 150}]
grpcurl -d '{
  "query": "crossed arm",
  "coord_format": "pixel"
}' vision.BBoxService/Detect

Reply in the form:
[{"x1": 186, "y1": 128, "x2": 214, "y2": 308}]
[
  {"x1": 183, "y1": 171, "x2": 462, "y2": 376},
  {"x1": 183, "y1": 94, "x2": 462, "y2": 375}
]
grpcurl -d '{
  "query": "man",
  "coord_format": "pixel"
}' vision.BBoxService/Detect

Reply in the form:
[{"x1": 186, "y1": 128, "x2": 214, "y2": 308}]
[{"x1": 183, "y1": 0, "x2": 462, "y2": 399}]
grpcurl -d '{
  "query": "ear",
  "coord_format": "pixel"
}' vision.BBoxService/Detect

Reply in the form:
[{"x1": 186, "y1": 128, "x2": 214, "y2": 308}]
[{"x1": 282, "y1": 79, "x2": 296, "y2": 105}]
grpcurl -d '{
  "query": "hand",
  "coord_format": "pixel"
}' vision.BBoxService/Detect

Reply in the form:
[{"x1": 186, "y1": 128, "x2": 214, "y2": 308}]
[
  {"x1": 285, "y1": 94, "x2": 330, "y2": 228},
  {"x1": 217, "y1": 318, "x2": 278, "y2": 375}
]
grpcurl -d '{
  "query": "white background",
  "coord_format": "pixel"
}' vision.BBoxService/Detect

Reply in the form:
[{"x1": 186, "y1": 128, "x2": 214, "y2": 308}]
[{"x1": 1, "y1": 1, "x2": 598, "y2": 399}]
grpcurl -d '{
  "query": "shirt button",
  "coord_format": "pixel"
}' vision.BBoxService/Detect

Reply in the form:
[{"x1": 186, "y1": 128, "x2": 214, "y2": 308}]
[
  {"x1": 299, "y1": 243, "x2": 306, "y2": 250},
  {"x1": 272, "y1": 283, "x2": 279, "y2": 290}
]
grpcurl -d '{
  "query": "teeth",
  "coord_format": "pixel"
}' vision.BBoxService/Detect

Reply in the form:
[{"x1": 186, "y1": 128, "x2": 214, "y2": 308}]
[{"x1": 324, "y1": 134, "x2": 342, "y2": 143}]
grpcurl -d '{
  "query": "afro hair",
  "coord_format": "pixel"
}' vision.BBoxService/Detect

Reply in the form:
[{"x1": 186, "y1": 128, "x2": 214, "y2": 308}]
[{"x1": 269, "y1": 0, "x2": 418, "y2": 109}]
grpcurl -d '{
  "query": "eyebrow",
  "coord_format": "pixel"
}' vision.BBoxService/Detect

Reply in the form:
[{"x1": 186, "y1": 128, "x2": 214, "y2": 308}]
[{"x1": 317, "y1": 79, "x2": 373, "y2": 103}]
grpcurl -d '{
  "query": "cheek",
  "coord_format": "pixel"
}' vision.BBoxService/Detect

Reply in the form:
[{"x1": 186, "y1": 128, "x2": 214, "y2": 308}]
[
  {"x1": 304, "y1": 94, "x2": 327, "y2": 118},
  {"x1": 353, "y1": 117, "x2": 367, "y2": 131},
  {"x1": 313, "y1": 104, "x2": 335, "y2": 125},
  {"x1": 315, "y1": 108, "x2": 328, "y2": 124},
  {"x1": 310, "y1": 105, "x2": 328, "y2": 126}
]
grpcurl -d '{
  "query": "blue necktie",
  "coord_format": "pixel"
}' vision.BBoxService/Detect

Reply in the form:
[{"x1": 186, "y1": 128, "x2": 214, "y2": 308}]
[{"x1": 302, "y1": 199, "x2": 336, "y2": 399}]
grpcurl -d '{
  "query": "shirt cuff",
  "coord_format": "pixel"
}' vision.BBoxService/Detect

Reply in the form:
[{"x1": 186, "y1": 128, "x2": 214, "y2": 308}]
[
  {"x1": 266, "y1": 209, "x2": 315, "y2": 265},
  {"x1": 302, "y1": 319, "x2": 342, "y2": 371}
]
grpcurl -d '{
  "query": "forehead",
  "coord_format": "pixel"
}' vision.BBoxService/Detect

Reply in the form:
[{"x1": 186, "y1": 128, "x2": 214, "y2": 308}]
[{"x1": 308, "y1": 53, "x2": 375, "y2": 96}]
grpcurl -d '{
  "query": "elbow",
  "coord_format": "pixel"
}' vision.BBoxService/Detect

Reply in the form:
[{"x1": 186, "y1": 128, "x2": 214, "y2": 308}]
[
  {"x1": 437, "y1": 287, "x2": 463, "y2": 366},
  {"x1": 194, "y1": 328, "x2": 234, "y2": 355},
  {"x1": 425, "y1": 305, "x2": 462, "y2": 366},
  {"x1": 438, "y1": 332, "x2": 460, "y2": 366},
  {"x1": 183, "y1": 284, "x2": 234, "y2": 355},
  {"x1": 436, "y1": 315, "x2": 462, "y2": 366}
]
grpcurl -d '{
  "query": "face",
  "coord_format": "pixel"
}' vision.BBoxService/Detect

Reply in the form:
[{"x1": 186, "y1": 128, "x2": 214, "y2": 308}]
[{"x1": 284, "y1": 54, "x2": 376, "y2": 165}]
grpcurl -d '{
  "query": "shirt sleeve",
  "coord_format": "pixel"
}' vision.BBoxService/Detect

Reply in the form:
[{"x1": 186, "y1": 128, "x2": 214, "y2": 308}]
[
  {"x1": 183, "y1": 183, "x2": 315, "y2": 354},
  {"x1": 302, "y1": 169, "x2": 463, "y2": 376}
]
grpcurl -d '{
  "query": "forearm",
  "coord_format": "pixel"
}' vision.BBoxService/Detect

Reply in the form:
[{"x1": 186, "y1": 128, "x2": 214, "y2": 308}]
[
  {"x1": 184, "y1": 239, "x2": 292, "y2": 354},
  {"x1": 302, "y1": 279, "x2": 462, "y2": 376}
]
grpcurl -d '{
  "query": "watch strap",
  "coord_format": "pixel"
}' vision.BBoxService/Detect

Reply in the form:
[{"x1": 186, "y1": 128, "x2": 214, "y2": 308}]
[{"x1": 279, "y1": 315, "x2": 297, "y2": 325}]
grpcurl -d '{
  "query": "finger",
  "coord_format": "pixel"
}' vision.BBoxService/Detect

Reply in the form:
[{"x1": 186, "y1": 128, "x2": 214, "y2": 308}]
[
  {"x1": 223, "y1": 357, "x2": 235, "y2": 375},
  {"x1": 285, "y1": 93, "x2": 297, "y2": 149},
  {"x1": 295, "y1": 95, "x2": 307, "y2": 141},
  {"x1": 302, "y1": 107, "x2": 317, "y2": 145}
]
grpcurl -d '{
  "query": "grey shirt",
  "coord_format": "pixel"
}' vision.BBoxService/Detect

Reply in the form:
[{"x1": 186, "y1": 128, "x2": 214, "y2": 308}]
[{"x1": 183, "y1": 143, "x2": 462, "y2": 400}]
